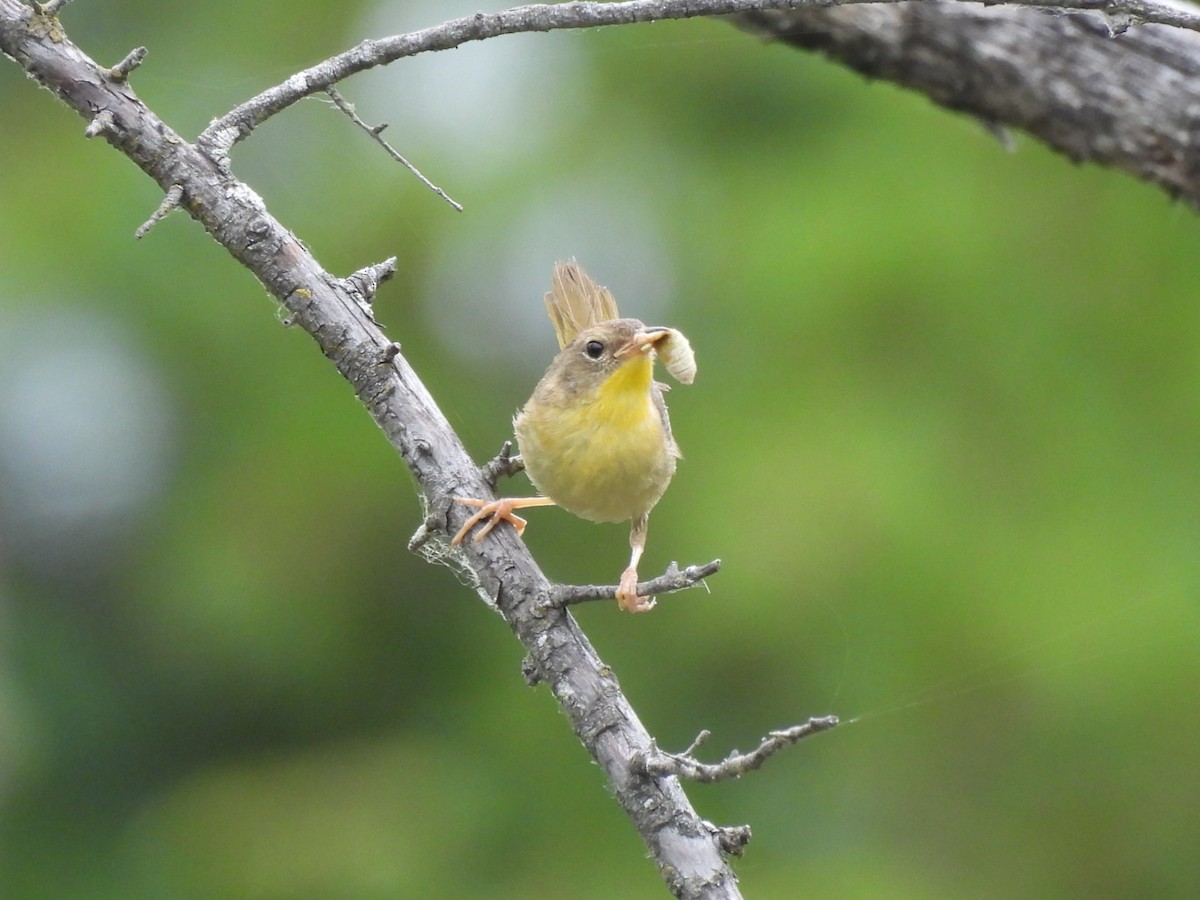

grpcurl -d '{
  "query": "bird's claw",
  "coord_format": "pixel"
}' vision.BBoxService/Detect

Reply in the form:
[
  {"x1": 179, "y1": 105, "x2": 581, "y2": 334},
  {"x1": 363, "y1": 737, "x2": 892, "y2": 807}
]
[
  {"x1": 451, "y1": 497, "x2": 529, "y2": 546},
  {"x1": 617, "y1": 567, "x2": 656, "y2": 613}
]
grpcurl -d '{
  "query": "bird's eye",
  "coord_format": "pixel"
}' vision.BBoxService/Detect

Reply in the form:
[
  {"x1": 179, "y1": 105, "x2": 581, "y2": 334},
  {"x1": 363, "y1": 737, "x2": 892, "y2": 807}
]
[{"x1": 584, "y1": 340, "x2": 604, "y2": 360}]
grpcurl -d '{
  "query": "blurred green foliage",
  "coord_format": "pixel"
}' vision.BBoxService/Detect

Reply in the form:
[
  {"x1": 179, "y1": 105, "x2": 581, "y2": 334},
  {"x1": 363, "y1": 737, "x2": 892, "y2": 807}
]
[{"x1": 2, "y1": 2, "x2": 1199, "y2": 898}]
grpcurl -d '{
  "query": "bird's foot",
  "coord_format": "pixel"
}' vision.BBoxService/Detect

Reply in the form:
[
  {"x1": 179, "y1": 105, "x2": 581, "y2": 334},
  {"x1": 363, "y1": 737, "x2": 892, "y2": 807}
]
[
  {"x1": 450, "y1": 497, "x2": 529, "y2": 546},
  {"x1": 617, "y1": 566, "x2": 656, "y2": 613}
]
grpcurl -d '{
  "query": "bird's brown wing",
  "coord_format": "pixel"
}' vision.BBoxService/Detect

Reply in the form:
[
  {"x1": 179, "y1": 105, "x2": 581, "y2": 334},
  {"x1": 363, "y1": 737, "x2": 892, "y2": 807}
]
[
  {"x1": 544, "y1": 260, "x2": 621, "y2": 349},
  {"x1": 651, "y1": 382, "x2": 681, "y2": 460}
]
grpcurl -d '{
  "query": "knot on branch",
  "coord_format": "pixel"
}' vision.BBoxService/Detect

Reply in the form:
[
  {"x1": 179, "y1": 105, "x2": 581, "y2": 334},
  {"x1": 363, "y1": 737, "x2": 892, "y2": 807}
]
[
  {"x1": 710, "y1": 822, "x2": 752, "y2": 858},
  {"x1": 521, "y1": 654, "x2": 544, "y2": 686}
]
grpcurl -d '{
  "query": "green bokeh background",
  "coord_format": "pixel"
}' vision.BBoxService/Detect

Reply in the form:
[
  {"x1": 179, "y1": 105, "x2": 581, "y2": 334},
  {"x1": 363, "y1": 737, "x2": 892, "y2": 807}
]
[{"x1": 3, "y1": 2, "x2": 1199, "y2": 897}]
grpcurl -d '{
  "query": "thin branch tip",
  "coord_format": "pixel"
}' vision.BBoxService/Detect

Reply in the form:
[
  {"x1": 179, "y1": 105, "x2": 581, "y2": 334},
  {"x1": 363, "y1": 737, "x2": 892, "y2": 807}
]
[
  {"x1": 33, "y1": 0, "x2": 73, "y2": 15},
  {"x1": 683, "y1": 729, "x2": 712, "y2": 756},
  {"x1": 109, "y1": 46, "x2": 147, "y2": 81},
  {"x1": 343, "y1": 257, "x2": 397, "y2": 307},
  {"x1": 135, "y1": 184, "x2": 184, "y2": 239},
  {"x1": 408, "y1": 521, "x2": 433, "y2": 553},
  {"x1": 481, "y1": 441, "x2": 524, "y2": 487},
  {"x1": 408, "y1": 507, "x2": 450, "y2": 554},
  {"x1": 325, "y1": 86, "x2": 463, "y2": 211}
]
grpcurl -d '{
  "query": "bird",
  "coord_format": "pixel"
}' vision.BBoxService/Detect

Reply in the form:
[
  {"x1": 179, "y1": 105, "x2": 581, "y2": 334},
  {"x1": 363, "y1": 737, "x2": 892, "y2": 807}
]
[{"x1": 450, "y1": 260, "x2": 695, "y2": 613}]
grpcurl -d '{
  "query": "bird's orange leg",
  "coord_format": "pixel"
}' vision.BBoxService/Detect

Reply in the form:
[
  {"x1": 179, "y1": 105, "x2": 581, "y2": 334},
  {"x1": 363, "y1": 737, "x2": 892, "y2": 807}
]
[
  {"x1": 451, "y1": 496, "x2": 557, "y2": 546},
  {"x1": 617, "y1": 514, "x2": 655, "y2": 613}
]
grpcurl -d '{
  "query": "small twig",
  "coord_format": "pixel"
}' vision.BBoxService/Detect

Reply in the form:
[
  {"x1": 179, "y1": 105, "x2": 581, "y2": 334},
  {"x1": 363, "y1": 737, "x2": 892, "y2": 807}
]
[
  {"x1": 135, "y1": 184, "x2": 184, "y2": 239},
  {"x1": 548, "y1": 558, "x2": 721, "y2": 608},
  {"x1": 681, "y1": 729, "x2": 713, "y2": 756},
  {"x1": 341, "y1": 256, "x2": 397, "y2": 317},
  {"x1": 325, "y1": 86, "x2": 463, "y2": 211},
  {"x1": 108, "y1": 46, "x2": 147, "y2": 81},
  {"x1": 481, "y1": 440, "x2": 524, "y2": 488},
  {"x1": 33, "y1": 0, "x2": 72, "y2": 14},
  {"x1": 408, "y1": 515, "x2": 439, "y2": 553},
  {"x1": 634, "y1": 716, "x2": 840, "y2": 783},
  {"x1": 83, "y1": 109, "x2": 114, "y2": 139},
  {"x1": 978, "y1": 117, "x2": 1016, "y2": 152}
]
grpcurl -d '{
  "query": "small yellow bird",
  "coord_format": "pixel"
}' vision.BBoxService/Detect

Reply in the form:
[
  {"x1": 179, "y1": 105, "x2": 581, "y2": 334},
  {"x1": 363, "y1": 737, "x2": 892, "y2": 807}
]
[{"x1": 451, "y1": 261, "x2": 695, "y2": 613}]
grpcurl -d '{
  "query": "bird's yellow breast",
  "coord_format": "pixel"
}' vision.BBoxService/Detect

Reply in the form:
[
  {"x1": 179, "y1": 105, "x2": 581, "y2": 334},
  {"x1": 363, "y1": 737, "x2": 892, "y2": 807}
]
[{"x1": 515, "y1": 355, "x2": 677, "y2": 523}]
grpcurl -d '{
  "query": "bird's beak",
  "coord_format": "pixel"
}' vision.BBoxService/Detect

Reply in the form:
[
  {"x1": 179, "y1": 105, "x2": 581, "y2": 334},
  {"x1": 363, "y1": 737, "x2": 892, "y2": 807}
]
[{"x1": 617, "y1": 328, "x2": 672, "y2": 359}]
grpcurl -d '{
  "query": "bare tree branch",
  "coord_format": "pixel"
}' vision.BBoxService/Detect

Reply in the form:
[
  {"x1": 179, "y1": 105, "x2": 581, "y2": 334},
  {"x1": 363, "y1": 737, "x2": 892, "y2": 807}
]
[
  {"x1": 733, "y1": 3, "x2": 1200, "y2": 206},
  {"x1": 196, "y1": 0, "x2": 1200, "y2": 163},
  {"x1": 550, "y1": 559, "x2": 723, "y2": 608}
]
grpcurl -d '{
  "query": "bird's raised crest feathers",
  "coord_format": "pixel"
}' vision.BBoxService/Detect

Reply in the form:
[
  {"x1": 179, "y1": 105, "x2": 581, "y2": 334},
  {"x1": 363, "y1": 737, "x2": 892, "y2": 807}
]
[{"x1": 545, "y1": 260, "x2": 621, "y2": 349}]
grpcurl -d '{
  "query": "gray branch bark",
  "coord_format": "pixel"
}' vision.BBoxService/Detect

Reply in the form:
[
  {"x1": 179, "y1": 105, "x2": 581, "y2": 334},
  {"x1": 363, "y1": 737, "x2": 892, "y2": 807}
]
[{"x1": 733, "y1": 3, "x2": 1200, "y2": 206}]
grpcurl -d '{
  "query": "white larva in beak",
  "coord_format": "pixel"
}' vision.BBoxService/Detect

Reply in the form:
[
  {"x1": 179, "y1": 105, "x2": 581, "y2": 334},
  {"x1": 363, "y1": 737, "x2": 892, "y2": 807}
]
[{"x1": 657, "y1": 328, "x2": 695, "y2": 385}]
